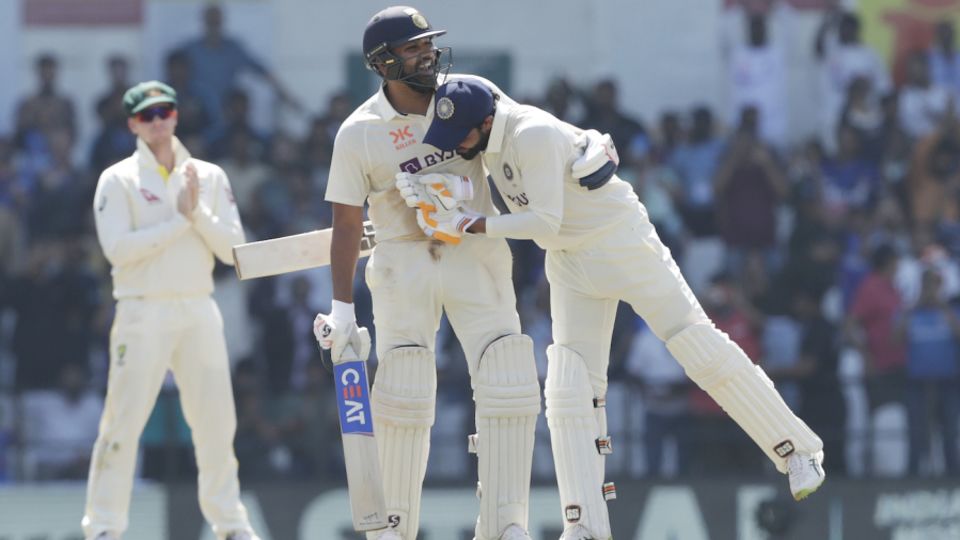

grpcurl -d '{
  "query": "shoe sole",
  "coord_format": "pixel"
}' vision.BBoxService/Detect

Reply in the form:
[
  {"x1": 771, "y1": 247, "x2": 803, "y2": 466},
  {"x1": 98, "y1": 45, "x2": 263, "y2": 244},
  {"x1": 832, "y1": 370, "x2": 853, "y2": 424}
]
[{"x1": 792, "y1": 479, "x2": 825, "y2": 501}]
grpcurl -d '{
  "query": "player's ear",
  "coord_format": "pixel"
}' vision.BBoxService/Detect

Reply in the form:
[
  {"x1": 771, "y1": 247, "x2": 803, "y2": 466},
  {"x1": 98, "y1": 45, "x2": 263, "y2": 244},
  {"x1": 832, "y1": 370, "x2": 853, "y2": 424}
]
[
  {"x1": 127, "y1": 117, "x2": 138, "y2": 135},
  {"x1": 482, "y1": 115, "x2": 494, "y2": 133}
]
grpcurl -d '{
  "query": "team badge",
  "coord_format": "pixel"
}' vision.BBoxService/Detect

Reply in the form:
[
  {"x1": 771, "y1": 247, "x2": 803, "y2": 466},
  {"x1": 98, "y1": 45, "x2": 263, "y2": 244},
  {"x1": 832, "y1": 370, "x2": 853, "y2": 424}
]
[
  {"x1": 411, "y1": 12, "x2": 429, "y2": 29},
  {"x1": 437, "y1": 97, "x2": 455, "y2": 120},
  {"x1": 503, "y1": 163, "x2": 514, "y2": 180}
]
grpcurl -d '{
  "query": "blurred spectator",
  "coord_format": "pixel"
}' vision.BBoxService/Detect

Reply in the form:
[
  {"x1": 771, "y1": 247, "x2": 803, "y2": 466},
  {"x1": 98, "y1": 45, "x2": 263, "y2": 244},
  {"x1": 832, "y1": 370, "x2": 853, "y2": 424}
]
[
  {"x1": 233, "y1": 359, "x2": 285, "y2": 480},
  {"x1": 207, "y1": 88, "x2": 268, "y2": 160},
  {"x1": 670, "y1": 106, "x2": 724, "y2": 238},
  {"x1": 815, "y1": 11, "x2": 891, "y2": 150},
  {"x1": 820, "y1": 124, "x2": 880, "y2": 221},
  {"x1": 897, "y1": 268, "x2": 960, "y2": 475},
  {"x1": 93, "y1": 55, "x2": 132, "y2": 127},
  {"x1": 89, "y1": 56, "x2": 136, "y2": 172},
  {"x1": 655, "y1": 111, "x2": 683, "y2": 161},
  {"x1": 14, "y1": 53, "x2": 76, "y2": 157},
  {"x1": 219, "y1": 130, "x2": 270, "y2": 215},
  {"x1": 727, "y1": 13, "x2": 788, "y2": 147},
  {"x1": 907, "y1": 115, "x2": 960, "y2": 229},
  {"x1": 846, "y1": 243, "x2": 906, "y2": 415},
  {"x1": 839, "y1": 77, "x2": 885, "y2": 163},
  {"x1": 271, "y1": 358, "x2": 341, "y2": 478},
  {"x1": 10, "y1": 241, "x2": 100, "y2": 391},
  {"x1": 714, "y1": 106, "x2": 788, "y2": 270},
  {"x1": 164, "y1": 50, "x2": 213, "y2": 139},
  {"x1": 20, "y1": 363, "x2": 102, "y2": 480},
  {"x1": 929, "y1": 20, "x2": 960, "y2": 102},
  {"x1": 626, "y1": 319, "x2": 690, "y2": 477},
  {"x1": 542, "y1": 77, "x2": 584, "y2": 124},
  {"x1": 580, "y1": 79, "x2": 648, "y2": 165},
  {"x1": 899, "y1": 51, "x2": 951, "y2": 140},
  {"x1": 175, "y1": 4, "x2": 301, "y2": 129},
  {"x1": 792, "y1": 285, "x2": 848, "y2": 477},
  {"x1": 25, "y1": 128, "x2": 91, "y2": 241}
]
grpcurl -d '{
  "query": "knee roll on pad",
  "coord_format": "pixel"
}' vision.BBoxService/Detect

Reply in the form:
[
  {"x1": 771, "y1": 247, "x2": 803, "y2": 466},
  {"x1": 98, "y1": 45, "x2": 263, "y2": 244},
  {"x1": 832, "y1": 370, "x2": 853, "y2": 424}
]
[
  {"x1": 544, "y1": 344, "x2": 612, "y2": 538},
  {"x1": 370, "y1": 346, "x2": 436, "y2": 540},
  {"x1": 666, "y1": 323, "x2": 823, "y2": 473},
  {"x1": 472, "y1": 334, "x2": 540, "y2": 540}
]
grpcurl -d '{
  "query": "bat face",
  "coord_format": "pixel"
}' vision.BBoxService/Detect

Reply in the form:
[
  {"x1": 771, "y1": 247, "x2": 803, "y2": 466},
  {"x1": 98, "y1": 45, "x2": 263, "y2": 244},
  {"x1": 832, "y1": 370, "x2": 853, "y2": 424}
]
[{"x1": 232, "y1": 221, "x2": 377, "y2": 280}]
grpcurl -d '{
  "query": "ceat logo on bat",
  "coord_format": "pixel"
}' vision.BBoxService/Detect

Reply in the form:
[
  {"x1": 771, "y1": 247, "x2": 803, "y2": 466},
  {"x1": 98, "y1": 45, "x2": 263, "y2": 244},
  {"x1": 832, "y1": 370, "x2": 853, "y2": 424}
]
[{"x1": 333, "y1": 361, "x2": 374, "y2": 435}]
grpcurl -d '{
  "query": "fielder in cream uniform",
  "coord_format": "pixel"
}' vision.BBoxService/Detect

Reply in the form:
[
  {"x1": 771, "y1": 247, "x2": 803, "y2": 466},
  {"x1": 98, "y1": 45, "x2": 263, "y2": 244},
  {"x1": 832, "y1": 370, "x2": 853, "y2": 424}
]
[
  {"x1": 319, "y1": 6, "x2": 539, "y2": 540},
  {"x1": 418, "y1": 79, "x2": 826, "y2": 540},
  {"x1": 83, "y1": 81, "x2": 258, "y2": 540}
]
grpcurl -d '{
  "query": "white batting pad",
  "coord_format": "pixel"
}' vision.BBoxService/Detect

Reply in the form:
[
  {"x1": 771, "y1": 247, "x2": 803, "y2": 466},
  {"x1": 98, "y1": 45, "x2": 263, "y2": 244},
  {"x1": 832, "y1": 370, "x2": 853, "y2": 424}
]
[
  {"x1": 473, "y1": 335, "x2": 541, "y2": 540},
  {"x1": 544, "y1": 345, "x2": 612, "y2": 539},
  {"x1": 368, "y1": 347, "x2": 437, "y2": 540},
  {"x1": 666, "y1": 323, "x2": 823, "y2": 473}
]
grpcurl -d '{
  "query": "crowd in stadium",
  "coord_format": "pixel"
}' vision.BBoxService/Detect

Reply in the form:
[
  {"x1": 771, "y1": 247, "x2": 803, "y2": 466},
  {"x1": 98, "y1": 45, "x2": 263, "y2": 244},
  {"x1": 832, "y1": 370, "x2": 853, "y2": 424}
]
[{"x1": 1, "y1": 4, "x2": 959, "y2": 488}]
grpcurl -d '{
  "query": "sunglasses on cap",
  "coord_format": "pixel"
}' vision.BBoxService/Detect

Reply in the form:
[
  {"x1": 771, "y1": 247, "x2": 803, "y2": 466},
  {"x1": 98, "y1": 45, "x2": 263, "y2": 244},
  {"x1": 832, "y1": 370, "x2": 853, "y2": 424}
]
[{"x1": 135, "y1": 105, "x2": 176, "y2": 123}]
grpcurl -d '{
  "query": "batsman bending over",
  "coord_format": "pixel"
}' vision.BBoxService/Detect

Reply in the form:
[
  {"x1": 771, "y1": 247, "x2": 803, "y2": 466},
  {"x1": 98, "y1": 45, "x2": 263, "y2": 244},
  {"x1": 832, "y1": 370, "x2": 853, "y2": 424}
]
[
  {"x1": 406, "y1": 79, "x2": 826, "y2": 540},
  {"x1": 315, "y1": 6, "x2": 540, "y2": 540}
]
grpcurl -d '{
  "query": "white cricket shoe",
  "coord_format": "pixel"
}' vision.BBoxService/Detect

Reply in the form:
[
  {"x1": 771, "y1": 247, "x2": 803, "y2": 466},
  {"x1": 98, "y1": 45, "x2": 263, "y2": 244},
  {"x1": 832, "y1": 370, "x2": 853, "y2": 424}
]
[
  {"x1": 500, "y1": 523, "x2": 532, "y2": 540},
  {"x1": 788, "y1": 450, "x2": 825, "y2": 501},
  {"x1": 559, "y1": 523, "x2": 609, "y2": 540},
  {"x1": 374, "y1": 530, "x2": 403, "y2": 540},
  {"x1": 93, "y1": 533, "x2": 120, "y2": 540}
]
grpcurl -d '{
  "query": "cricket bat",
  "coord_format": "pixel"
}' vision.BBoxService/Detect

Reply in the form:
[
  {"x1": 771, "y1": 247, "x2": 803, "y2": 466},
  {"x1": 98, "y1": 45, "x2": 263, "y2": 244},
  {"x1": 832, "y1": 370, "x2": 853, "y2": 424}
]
[
  {"x1": 232, "y1": 221, "x2": 376, "y2": 280},
  {"x1": 332, "y1": 327, "x2": 388, "y2": 531}
]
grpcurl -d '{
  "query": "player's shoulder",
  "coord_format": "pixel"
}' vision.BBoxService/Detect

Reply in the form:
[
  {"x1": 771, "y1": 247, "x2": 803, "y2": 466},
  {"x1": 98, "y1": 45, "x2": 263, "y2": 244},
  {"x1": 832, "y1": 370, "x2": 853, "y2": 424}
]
[
  {"x1": 98, "y1": 155, "x2": 137, "y2": 184},
  {"x1": 336, "y1": 95, "x2": 384, "y2": 137},
  {"x1": 189, "y1": 158, "x2": 227, "y2": 179}
]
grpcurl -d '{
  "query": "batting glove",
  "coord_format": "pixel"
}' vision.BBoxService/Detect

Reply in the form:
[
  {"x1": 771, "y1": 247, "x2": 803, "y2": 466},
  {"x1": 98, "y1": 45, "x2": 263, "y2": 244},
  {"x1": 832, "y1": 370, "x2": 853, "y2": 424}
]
[
  {"x1": 314, "y1": 312, "x2": 370, "y2": 364},
  {"x1": 415, "y1": 204, "x2": 481, "y2": 244}
]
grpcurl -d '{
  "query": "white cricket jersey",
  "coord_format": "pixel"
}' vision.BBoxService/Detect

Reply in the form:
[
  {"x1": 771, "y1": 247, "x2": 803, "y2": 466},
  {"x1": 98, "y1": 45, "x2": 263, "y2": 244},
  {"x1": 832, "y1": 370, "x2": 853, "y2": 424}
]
[
  {"x1": 93, "y1": 137, "x2": 245, "y2": 299},
  {"x1": 325, "y1": 74, "x2": 512, "y2": 243},
  {"x1": 481, "y1": 102, "x2": 639, "y2": 251}
]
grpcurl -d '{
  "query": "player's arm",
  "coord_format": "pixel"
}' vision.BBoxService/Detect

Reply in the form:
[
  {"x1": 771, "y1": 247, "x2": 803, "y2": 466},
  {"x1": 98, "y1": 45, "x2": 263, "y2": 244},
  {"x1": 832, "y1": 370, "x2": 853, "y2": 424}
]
[
  {"x1": 94, "y1": 170, "x2": 191, "y2": 267},
  {"x1": 475, "y1": 125, "x2": 565, "y2": 240},
  {"x1": 330, "y1": 202, "x2": 364, "y2": 303},
  {"x1": 190, "y1": 164, "x2": 246, "y2": 264}
]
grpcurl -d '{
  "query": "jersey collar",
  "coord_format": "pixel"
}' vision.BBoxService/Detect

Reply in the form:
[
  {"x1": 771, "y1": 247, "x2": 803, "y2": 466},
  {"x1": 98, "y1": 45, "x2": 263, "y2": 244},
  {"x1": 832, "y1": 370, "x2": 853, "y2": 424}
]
[{"x1": 135, "y1": 136, "x2": 192, "y2": 169}]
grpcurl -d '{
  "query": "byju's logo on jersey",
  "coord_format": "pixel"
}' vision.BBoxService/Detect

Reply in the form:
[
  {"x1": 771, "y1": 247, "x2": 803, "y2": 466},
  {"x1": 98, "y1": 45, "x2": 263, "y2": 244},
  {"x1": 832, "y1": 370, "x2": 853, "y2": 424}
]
[
  {"x1": 390, "y1": 125, "x2": 416, "y2": 150},
  {"x1": 397, "y1": 149, "x2": 458, "y2": 175},
  {"x1": 334, "y1": 361, "x2": 374, "y2": 435}
]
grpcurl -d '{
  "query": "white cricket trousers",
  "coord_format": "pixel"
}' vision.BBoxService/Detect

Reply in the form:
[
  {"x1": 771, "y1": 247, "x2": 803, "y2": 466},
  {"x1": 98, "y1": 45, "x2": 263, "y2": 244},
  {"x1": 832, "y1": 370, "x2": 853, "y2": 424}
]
[{"x1": 82, "y1": 296, "x2": 251, "y2": 538}]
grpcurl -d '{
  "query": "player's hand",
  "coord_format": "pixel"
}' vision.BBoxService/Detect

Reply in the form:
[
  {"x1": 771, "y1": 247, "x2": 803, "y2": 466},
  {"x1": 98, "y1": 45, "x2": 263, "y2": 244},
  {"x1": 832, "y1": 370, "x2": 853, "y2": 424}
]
[
  {"x1": 415, "y1": 204, "x2": 480, "y2": 244},
  {"x1": 395, "y1": 172, "x2": 433, "y2": 208},
  {"x1": 314, "y1": 313, "x2": 370, "y2": 363},
  {"x1": 177, "y1": 164, "x2": 200, "y2": 218},
  {"x1": 416, "y1": 173, "x2": 474, "y2": 207}
]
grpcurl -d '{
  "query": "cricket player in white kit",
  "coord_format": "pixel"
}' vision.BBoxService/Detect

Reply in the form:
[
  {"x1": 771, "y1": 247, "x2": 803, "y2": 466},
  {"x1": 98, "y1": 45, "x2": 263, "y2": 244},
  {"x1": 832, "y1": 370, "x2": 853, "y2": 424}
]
[
  {"x1": 83, "y1": 81, "x2": 258, "y2": 540},
  {"x1": 317, "y1": 7, "x2": 539, "y2": 540},
  {"x1": 412, "y1": 79, "x2": 827, "y2": 540}
]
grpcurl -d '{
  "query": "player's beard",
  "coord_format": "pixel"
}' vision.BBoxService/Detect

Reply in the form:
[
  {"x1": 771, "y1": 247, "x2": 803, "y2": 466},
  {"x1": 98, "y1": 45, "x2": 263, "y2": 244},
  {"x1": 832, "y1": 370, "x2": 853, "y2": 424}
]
[{"x1": 457, "y1": 129, "x2": 490, "y2": 161}]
